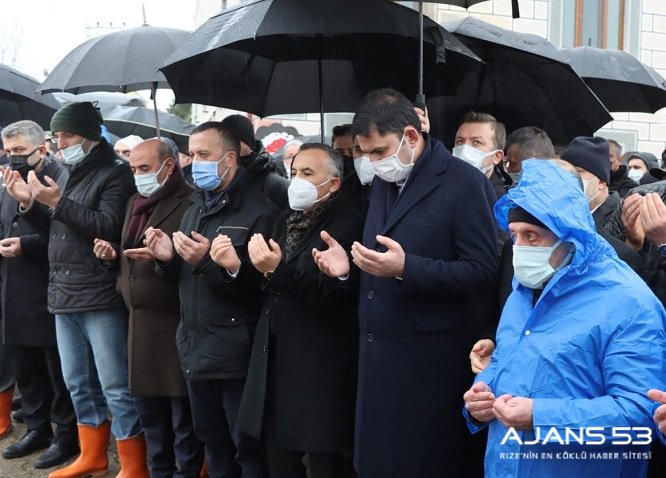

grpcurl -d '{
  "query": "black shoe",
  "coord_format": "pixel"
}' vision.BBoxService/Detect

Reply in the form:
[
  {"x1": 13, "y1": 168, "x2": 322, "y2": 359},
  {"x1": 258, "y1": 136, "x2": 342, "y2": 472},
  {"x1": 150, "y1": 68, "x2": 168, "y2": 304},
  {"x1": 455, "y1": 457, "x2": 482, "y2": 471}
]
[
  {"x1": 11, "y1": 408, "x2": 24, "y2": 423},
  {"x1": 33, "y1": 438, "x2": 80, "y2": 469},
  {"x1": 2, "y1": 429, "x2": 53, "y2": 459}
]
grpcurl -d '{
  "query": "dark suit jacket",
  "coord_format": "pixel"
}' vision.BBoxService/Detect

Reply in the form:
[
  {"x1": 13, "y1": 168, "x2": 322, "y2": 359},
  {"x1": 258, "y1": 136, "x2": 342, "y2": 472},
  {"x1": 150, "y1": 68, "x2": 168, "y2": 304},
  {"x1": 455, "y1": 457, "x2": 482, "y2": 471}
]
[
  {"x1": 115, "y1": 174, "x2": 193, "y2": 396},
  {"x1": 354, "y1": 136, "x2": 499, "y2": 478},
  {"x1": 238, "y1": 197, "x2": 363, "y2": 452}
]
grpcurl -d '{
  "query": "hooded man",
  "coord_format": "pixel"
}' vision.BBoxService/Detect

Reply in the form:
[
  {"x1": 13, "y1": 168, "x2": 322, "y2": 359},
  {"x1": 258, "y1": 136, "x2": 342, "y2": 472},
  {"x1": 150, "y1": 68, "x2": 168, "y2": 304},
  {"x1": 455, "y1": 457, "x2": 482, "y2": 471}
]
[
  {"x1": 463, "y1": 159, "x2": 666, "y2": 478},
  {"x1": 220, "y1": 114, "x2": 289, "y2": 210}
]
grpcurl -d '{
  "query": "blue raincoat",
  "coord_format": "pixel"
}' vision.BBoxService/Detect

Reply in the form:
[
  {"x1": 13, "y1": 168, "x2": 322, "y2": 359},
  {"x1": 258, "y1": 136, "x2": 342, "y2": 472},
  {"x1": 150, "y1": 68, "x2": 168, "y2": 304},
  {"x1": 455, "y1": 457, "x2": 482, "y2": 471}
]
[{"x1": 467, "y1": 160, "x2": 666, "y2": 478}]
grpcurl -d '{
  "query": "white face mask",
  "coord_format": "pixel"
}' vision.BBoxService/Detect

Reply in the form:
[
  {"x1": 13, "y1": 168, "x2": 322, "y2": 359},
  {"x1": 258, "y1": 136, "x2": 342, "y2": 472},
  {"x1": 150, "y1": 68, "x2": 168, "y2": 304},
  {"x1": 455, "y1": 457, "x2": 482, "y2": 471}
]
[
  {"x1": 353, "y1": 156, "x2": 375, "y2": 185},
  {"x1": 288, "y1": 176, "x2": 332, "y2": 211},
  {"x1": 134, "y1": 161, "x2": 168, "y2": 197},
  {"x1": 61, "y1": 142, "x2": 89, "y2": 166},
  {"x1": 513, "y1": 239, "x2": 563, "y2": 289},
  {"x1": 371, "y1": 132, "x2": 415, "y2": 183},
  {"x1": 582, "y1": 177, "x2": 601, "y2": 205},
  {"x1": 452, "y1": 144, "x2": 497, "y2": 174},
  {"x1": 628, "y1": 168, "x2": 645, "y2": 183}
]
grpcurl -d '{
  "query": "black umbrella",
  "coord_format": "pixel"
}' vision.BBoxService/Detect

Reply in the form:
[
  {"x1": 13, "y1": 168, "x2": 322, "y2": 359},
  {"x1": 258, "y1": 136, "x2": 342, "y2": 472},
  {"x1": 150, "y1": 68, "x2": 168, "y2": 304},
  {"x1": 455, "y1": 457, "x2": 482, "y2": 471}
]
[
  {"x1": 54, "y1": 91, "x2": 147, "y2": 109},
  {"x1": 562, "y1": 46, "x2": 666, "y2": 113},
  {"x1": 36, "y1": 24, "x2": 191, "y2": 136},
  {"x1": 100, "y1": 105, "x2": 194, "y2": 153},
  {"x1": 414, "y1": 0, "x2": 518, "y2": 106},
  {"x1": 429, "y1": 17, "x2": 612, "y2": 146},
  {"x1": 161, "y1": 0, "x2": 481, "y2": 139},
  {"x1": 0, "y1": 63, "x2": 61, "y2": 129}
]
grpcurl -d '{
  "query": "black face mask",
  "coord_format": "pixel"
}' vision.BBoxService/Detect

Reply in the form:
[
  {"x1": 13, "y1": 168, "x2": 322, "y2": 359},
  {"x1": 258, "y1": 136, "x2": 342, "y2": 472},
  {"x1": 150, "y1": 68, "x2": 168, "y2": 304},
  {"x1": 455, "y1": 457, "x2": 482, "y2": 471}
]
[{"x1": 8, "y1": 148, "x2": 41, "y2": 179}]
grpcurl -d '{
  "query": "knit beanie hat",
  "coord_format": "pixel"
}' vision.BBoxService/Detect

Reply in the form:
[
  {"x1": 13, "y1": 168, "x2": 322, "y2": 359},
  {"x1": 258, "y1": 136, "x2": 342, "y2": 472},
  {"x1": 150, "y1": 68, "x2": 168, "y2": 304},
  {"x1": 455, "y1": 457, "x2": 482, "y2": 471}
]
[
  {"x1": 50, "y1": 102, "x2": 103, "y2": 141},
  {"x1": 561, "y1": 136, "x2": 610, "y2": 184},
  {"x1": 507, "y1": 206, "x2": 548, "y2": 230},
  {"x1": 220, "y1": 114, "x2": 257, "y2": 151}
]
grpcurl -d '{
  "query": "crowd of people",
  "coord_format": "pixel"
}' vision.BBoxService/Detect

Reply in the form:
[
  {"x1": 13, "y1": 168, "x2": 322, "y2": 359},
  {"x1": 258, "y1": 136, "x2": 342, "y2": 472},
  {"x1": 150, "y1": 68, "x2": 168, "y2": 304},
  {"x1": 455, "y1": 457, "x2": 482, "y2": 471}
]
[{"x1": 0, "y1": 87, "x2": 665, "y2": 478}]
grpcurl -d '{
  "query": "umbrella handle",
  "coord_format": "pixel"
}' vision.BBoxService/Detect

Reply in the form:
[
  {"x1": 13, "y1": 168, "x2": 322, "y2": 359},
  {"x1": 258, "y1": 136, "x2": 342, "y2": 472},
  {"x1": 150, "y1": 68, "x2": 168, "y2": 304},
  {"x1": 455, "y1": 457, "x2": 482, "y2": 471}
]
[{"x1": 151, "y1": 82, "x2": 161, "y2": 137}]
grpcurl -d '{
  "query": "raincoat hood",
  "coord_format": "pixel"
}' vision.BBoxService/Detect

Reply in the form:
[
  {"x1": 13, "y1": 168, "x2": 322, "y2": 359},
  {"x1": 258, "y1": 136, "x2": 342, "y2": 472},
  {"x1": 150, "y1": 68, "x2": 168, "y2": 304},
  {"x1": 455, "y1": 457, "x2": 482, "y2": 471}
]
[{"x1": 495, "y1": 159, "x2": 615, "y2": 287}]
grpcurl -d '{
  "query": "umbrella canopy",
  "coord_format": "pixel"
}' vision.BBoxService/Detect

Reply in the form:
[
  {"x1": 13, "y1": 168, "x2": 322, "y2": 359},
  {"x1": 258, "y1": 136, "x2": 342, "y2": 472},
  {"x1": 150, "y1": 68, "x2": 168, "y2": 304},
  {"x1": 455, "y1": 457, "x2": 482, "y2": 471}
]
[
  {"x1": 36, "y1": 24, "x2": 191, "y2": 136},
  {"x1": 429, "y1": 17, "x2": 612, "y2": 146},
  {"x1": 37, "y1": 24, "x2": 191, "y2": 94},
  {"x1": 0, "y1": 63, "x2": 61, "y2": 129},
  {"x1": 101, "y1": 105, "x2": 194, "y2": 153},
  {"x1": 161, "y1": 0, "x2": 481, "y2": 118},
  {"x1": 54, "y1": 91, "x2": 147, "y2": 109},
  {"x1": 562, "y1": 46, "x2": 666, "y2": 113}
]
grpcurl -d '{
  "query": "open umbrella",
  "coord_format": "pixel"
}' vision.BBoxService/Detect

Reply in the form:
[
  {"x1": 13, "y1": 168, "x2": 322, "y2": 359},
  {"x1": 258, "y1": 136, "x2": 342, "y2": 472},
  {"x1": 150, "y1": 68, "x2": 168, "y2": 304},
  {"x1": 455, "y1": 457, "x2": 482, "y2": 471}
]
[
  {"x1": 429, "y1": 17, "x2": 612, "y2": 146},
  {"x1": 161, "y1": 0, "x2": 481, "y2": 140},
  {"x1": 101, "y1": 105, "x2": 194, "y2": 153},
  {"x1": 36, "y1": 23, "x2": 190, "y2": 136},
  {"x1": 562, "y1": 46, "x2": 666, "y2": 113},
  {"x1": 0, "y1": 63, "x2": 61, "y2": 129}
]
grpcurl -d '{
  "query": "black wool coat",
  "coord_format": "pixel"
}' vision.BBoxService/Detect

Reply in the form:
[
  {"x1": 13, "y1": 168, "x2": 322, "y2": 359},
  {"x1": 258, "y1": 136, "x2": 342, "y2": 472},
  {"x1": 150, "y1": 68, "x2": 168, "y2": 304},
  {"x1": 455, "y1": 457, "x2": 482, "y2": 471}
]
[{"x1": 238, "y1": 197, "x2": 363, "y2": 452}]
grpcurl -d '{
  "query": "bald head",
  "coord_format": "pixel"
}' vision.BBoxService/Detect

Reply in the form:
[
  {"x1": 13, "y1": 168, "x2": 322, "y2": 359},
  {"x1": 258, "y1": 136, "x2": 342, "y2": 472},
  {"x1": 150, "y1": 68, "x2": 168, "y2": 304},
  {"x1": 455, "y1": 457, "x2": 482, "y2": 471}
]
[{"x1": 129, "y1": 138, "x2": 176, "y2": 177}]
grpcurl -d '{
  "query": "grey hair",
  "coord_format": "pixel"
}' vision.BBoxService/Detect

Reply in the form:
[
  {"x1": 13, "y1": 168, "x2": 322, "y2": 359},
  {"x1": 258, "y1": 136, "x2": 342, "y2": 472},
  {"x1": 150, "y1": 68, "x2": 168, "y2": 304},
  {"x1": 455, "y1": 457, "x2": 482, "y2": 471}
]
[
  {"x1": 1, "y1": 120, "x2": 45, "y2": 148},
  {"x1": 283, "y1": 139, "x2": 303, "y2": 151},
  {"x1": 297, "y1": 143, "x2": 344, "y2": 178}
]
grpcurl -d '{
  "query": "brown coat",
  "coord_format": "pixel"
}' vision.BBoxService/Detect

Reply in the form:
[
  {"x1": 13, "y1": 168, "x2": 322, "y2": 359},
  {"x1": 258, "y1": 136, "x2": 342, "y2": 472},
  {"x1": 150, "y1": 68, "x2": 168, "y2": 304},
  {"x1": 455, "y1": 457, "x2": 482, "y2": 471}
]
[{"x1": 116, "y1": 176, "x2": 193, "y2": 396}]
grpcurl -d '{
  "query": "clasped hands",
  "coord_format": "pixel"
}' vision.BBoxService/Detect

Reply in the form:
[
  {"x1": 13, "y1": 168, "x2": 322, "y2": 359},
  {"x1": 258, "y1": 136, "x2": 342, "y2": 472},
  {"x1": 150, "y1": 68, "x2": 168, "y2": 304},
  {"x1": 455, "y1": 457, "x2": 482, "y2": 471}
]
[{"x1": 463, "y1": 381, "x2": 533, "y2": 430}]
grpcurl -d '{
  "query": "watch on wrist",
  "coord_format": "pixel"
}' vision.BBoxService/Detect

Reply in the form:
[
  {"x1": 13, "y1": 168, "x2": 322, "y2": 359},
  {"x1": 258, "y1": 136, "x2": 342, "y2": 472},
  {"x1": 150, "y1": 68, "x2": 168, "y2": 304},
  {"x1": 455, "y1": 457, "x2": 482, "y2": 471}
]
[{"x1": 658, "y1": 243, "x2": 666, "y2": 257}]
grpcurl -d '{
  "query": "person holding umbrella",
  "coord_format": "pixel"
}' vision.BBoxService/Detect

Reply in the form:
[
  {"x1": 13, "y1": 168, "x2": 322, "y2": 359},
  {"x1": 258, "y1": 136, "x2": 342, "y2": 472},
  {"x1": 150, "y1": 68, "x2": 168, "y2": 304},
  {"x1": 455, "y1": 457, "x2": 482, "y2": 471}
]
[{"x1": 1, "y1": 102, "x2": 146, "y2": 478}]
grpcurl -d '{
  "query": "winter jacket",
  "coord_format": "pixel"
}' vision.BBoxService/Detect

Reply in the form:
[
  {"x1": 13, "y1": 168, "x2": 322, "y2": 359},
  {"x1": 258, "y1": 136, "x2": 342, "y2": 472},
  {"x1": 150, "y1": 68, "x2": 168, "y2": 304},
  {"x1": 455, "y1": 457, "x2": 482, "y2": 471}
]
[
  {"x1": 469, "y1": 160, "x2": 666, "y2": 478},
  {"x1": 23, "y1": 140, "x2": 135, "y2": 313},
  {"x1": 162, "y1": 170, "x2": 276, "y2": 380},
  {"x1": 241, "y1": 147, "x2": 289, "y2": 210}
]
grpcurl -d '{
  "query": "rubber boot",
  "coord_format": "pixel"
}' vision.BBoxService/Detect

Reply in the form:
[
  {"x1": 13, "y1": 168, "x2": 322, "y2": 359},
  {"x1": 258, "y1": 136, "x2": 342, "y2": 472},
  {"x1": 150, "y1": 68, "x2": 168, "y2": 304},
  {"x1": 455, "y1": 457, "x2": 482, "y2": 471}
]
[
  {"x1": 48, "y1": 421, "x2": 110, "y2": 478},
  {"x1": 115, "y1": 433, "x2": 149, "y2": 478},
  {"x1": 0, "y1": 389, "x2": 13, "y2": 439}
]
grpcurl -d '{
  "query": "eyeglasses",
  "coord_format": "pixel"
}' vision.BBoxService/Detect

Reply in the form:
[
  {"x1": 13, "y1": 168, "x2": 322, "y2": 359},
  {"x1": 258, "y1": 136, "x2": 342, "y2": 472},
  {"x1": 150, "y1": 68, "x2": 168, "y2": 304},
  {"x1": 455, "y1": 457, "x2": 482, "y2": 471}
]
[{"x1": 50, "y1": 132, "x2": 76, "y2": 144}]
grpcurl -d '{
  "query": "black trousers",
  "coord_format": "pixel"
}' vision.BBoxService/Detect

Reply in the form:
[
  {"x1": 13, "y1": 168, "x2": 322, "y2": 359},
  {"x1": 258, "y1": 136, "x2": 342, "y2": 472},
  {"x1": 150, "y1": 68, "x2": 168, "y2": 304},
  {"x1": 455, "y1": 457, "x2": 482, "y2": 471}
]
[
  {"x1": 263, "y1": 343, "x2": 354, "y2": 478},
  {"x1": 187, "y1": 378, "x2": 266, "y2": 478},
  {"x1": 14, "y1": 345, "x2": 76, "y2": 436},
  {"x1": 0, "y1": 343, "x2": 14, "y2": 392},
  {"x1": 134, "y1": 395, "x2": 204, "y2": 478}
]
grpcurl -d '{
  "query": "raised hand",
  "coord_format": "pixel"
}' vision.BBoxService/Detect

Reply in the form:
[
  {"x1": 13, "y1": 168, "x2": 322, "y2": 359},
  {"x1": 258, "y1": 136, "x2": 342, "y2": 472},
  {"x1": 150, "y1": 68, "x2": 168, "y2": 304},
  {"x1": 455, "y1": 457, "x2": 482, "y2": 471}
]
[{"x1": 312, "y1": 230, "x2": 350, "y2": 278}]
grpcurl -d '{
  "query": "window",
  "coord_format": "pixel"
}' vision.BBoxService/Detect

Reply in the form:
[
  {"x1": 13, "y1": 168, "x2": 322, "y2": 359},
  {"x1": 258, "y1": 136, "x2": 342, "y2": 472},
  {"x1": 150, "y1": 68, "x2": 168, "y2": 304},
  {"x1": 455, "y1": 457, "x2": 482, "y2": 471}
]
[{"x1": 564, "y1": 0, "x2": 625, "y2": 49}]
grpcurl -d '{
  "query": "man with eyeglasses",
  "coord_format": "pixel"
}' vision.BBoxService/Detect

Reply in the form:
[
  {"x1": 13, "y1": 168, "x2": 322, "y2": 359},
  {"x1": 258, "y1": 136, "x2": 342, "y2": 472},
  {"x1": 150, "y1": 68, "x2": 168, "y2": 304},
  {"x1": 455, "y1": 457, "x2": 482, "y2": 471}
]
[{"x1": 2, "y1": 102, "x2": 146, "y2": 477}]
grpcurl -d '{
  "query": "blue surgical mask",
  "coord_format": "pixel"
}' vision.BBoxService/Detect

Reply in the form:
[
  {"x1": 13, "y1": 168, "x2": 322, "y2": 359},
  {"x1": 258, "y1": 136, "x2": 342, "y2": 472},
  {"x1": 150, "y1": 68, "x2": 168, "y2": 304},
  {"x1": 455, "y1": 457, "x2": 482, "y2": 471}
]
[
  {"x1": 513, "y1": 239, "x2": 563, "y2": 289},
  {"x1": 134, "y1": 161, "x2": 168, "y2": 197},
  {"x1": 192, "y1": 154, "x2": 229, "y2": 191},
  {"x1": 508, "y1": 171, "x2": 522, "y2": 184},
  {"x1": 61, "y1": 142, "x2": 88, "y2": 166}
]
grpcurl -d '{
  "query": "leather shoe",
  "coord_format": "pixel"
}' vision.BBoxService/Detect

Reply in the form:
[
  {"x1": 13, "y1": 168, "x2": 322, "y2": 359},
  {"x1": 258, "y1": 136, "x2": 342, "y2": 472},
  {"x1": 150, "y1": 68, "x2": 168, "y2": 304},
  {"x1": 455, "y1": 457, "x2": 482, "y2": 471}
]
[
  {"x1": 11, "y1": 408, "x2": 24, "y2": 423},
  {"x1": 2, "y1": 429, "x2": 53, "y2": 459},
  {"x1": 34, "y1": 437, "x2": 80, "y2": 469}
]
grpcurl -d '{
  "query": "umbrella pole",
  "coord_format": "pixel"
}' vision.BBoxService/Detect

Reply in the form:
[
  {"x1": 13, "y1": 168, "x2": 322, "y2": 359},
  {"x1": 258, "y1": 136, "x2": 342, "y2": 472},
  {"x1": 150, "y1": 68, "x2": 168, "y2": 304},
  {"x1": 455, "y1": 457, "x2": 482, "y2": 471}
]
[
  {"x1": 151, "y1": 82, "x2": 161, "y2": 138},
  {"x1": 319, "y1": 56, "x2": 324, "y2": 143},
  {"x1": 416, "y1": 0, "x2": 425, "y2": 108}
]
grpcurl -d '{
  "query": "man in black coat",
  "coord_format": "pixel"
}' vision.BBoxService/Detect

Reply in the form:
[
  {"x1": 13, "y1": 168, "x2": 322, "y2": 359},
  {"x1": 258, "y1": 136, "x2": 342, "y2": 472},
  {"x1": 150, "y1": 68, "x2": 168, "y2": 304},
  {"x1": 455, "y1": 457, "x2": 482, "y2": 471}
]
[
  {"x1": 315, "y1": 89, "x2": 499, "y2": 478},
  {"x1": 146, "y1": 122, "x2": 275, "y2": 478},
  {"x1": 239, "y1": 144, "x2": 362, "y2": 478},
  {"x1": 2, "y1": 102, "x2": 144, "y2": 478},
  {"x1": 0, "y1": 121, "x2": 77, "y2": 469}
]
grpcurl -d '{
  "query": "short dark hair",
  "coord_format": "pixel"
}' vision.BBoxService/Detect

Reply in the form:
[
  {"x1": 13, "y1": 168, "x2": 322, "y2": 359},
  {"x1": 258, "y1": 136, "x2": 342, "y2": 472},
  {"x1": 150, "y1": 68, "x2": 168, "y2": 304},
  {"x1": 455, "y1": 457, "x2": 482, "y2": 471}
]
[
  {"x1": 457, "y1": 111, "x2": 507, "y2": 150},
  {"x1": 332, "y1": 124, "x2": 352, "y2": 144},
  {"x1": 351, "y1": 88, "x2": 420, "y2": 138},
  {"x1": 295, "y1": 143, "x2": 343, "y2": 178},
  {"x1": 506, "y1": 126, "x2": 555, "y2": 160},
  {"x1": 191, "y1": 121, "x2": 241, "y2": 158}
]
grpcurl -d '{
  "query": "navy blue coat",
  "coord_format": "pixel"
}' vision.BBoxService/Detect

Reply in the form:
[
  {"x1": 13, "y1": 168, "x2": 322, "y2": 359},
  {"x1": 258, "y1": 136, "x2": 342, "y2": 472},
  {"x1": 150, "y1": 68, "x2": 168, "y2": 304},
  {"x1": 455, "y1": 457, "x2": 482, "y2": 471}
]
[{"x1": 354, "y1": 136, "x2": 499, "y2": 478}]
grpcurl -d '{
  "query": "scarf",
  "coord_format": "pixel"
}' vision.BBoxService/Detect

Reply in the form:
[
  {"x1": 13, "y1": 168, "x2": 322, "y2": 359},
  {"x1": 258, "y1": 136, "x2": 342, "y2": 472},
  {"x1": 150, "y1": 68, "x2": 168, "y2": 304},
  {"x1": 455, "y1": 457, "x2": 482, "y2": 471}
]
[
  {"x1": 284, "y1": 194, "x2": 337, "y2": 259},
  {"x1": 124, "y1": 170, "x2": 184, "y2": 249}
]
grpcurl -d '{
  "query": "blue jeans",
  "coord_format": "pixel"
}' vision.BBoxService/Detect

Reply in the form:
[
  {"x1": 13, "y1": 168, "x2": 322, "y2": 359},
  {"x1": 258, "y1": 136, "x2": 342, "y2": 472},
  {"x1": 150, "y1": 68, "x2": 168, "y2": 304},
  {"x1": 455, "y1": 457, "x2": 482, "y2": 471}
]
[{"x1": 55, "y1": 308, "x2": 141, "y2": 439}]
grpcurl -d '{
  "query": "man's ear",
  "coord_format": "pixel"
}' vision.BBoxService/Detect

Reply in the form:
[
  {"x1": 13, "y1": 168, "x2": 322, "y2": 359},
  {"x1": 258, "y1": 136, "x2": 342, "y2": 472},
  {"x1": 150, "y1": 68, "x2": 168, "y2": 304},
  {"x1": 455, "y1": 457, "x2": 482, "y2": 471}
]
[
  {"x1": 405, "y1": 126, "x2": 421, "y2": 148},
  {"x1": 493, "y1": 150, "x2": 505, "y2": 166},
  {"x1": 329, "y1": 177, "x2": 341, "y2": 194}
]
